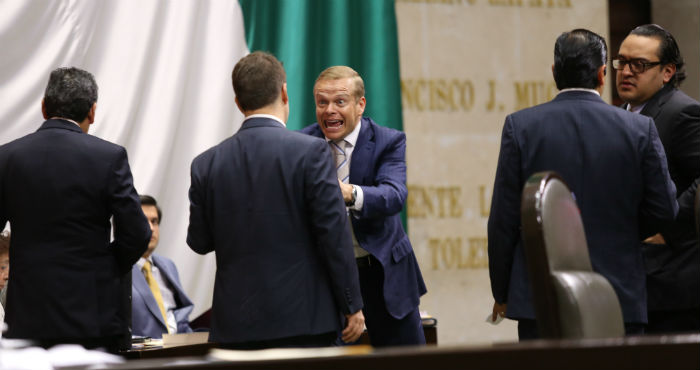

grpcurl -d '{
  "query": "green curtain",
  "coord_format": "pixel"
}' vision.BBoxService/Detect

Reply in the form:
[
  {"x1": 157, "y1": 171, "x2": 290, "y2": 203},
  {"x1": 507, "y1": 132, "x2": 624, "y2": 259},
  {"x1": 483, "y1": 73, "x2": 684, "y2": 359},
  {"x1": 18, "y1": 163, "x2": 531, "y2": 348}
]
[{"x1": 239, "y1": 0, "x2": 403, "y2": 132}]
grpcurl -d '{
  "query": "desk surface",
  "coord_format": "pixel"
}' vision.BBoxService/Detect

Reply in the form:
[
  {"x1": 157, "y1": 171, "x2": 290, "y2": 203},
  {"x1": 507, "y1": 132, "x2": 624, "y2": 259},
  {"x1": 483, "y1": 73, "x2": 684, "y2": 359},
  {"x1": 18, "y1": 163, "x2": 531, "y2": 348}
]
[
  {"x1": 122, "y1": 323, "x2": 437, "y2": 359},
  {"x1": 105, "y1": 333, "x2": 699, "y2": 370}
]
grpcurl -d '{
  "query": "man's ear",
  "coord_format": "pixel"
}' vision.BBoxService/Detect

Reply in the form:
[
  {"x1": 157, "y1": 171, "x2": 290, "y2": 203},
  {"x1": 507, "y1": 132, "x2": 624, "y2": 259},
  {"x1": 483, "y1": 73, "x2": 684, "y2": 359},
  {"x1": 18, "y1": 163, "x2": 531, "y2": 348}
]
[
  {"x1": 662, "y1": 63, "x2": 676, "y2": 84},
  {"x1": 281, "y1": 83, "x2": 289, "y2": 105},
  {"x1": 42, "y1": 99, "x2": 48, "y2": 119},
  {"x1": 597, "y1": 64, "x2": 607, "y2": 87},
  {"x1": 356, "y1": 96, "x2": 366, "y2": 116},
  {"x1": 234, "y1": 96, "x2": 243, "y2": 113},
  {"x1": 551, "y1": 64, "x2": 556, "y2": 81},
  {"x1": 87, "y1": 102, "x2": 97, "y2": 124}
]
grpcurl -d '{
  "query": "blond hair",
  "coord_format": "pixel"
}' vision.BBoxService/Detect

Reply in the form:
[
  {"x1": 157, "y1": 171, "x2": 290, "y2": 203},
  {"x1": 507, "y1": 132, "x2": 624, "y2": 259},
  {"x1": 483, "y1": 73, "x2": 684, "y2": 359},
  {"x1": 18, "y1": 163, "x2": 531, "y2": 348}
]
[{"x1": 315, "y1": 66, "x2": 365, "y2": 101}]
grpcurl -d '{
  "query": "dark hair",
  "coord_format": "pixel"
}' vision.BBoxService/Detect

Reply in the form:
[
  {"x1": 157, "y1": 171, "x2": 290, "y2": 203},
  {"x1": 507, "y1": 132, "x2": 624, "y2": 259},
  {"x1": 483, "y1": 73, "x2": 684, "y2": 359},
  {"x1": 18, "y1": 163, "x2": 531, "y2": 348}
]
[
  {"x1": 0, "y1": 231, "x2": 9, "y2": 256},
  {"x1": 553, "y1": 29, "x2": 607, "y2": 90},
  {"x1": 231, "y1": 51, "x2": 286, "y2": 111},
  {"x1": 629, "y1": 24, "x2": 685, "y2": 87},
  {"x1": 43, "y1": 67, "x2": 98, "y2": 122},
  {"x1": 139, "y1": 194, "x2": 162, "y2": 223}
]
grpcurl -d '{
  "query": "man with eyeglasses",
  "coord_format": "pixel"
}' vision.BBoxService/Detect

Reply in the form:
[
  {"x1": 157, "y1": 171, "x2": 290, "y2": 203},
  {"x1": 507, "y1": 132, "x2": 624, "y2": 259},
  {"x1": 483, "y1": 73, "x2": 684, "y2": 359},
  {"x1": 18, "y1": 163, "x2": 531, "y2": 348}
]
[{"x1": 614, "y1": 24, "x2": 700, "y2": 334}]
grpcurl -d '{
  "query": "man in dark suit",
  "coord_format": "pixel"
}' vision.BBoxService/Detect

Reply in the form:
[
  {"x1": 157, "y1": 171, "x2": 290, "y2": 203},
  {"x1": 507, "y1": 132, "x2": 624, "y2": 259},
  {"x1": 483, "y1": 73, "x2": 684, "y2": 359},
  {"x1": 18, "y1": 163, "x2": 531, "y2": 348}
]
[
  {"x1": 487, "y1": 29, "x2": 678, "y2": 340},
  {"x1": 0, "y1": 67, "x2": 151, "y2": 352},
  {"x1": 132, "y1": 195, "x2": 193, "y2": 339},
  {"x1": 187, "y1": 52, "x2": 364, "y2": 349},
  {"x1": 615, "y1": 24, "x2": 700, "y2": 333},
  {"x1": 300, "y1": 66, "x2": 427, "y2": 347}
]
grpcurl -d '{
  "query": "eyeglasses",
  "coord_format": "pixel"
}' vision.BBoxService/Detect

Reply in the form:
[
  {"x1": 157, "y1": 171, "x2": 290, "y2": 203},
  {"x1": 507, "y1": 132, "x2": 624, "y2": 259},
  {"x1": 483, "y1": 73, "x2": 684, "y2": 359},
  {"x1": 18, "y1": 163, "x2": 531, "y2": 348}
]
[{"x1": 611, "y1": 58, "x2": 662, "y2": 74}]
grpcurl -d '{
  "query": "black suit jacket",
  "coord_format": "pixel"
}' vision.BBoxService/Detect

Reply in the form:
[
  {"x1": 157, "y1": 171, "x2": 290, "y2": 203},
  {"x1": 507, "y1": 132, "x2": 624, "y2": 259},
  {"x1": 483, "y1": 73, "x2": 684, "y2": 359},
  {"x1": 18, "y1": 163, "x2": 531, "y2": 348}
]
[
  {"x1": 187, "y1": 117, "x2": 363, "y2": 344},
  {"x1": 0, "y1": 119, "x2": 150, "y2": 340},
  {"x1": 635, "y1": 85, "x2": 700, "y2": 310},
  {"x1": 489, "y1": 91, "x2": 678, "y2": 323}
]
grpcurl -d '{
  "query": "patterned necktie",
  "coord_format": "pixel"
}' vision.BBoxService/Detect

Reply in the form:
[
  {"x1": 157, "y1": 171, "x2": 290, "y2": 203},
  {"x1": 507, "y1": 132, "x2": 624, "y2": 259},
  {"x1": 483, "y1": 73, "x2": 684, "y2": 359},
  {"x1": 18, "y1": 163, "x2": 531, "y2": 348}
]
[
  {"x1": 142, "y1": 260, "x2": 169, "y2": 332},
  {"x1": 331, "y1": 140, "x2": 349, "y2": 183}
]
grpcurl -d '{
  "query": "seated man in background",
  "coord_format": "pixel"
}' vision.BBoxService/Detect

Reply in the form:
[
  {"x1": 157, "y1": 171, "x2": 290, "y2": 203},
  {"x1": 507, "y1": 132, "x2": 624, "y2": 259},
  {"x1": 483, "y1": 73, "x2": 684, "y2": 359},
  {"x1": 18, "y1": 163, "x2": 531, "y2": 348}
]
[{"x1": 132, "y1": 195, "x2": 193, "y2": 339}]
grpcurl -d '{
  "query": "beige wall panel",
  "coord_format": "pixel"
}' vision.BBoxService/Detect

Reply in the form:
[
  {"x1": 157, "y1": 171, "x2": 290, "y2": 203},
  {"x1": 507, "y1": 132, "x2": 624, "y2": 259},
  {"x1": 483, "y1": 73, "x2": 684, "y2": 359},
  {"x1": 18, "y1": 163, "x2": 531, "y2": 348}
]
[
  {"x1": 651, "y1": 0, "x2": 700, "y2": 101},
  {"x1": 396, "y1": 0, "x2": 609, "y2": 345}
]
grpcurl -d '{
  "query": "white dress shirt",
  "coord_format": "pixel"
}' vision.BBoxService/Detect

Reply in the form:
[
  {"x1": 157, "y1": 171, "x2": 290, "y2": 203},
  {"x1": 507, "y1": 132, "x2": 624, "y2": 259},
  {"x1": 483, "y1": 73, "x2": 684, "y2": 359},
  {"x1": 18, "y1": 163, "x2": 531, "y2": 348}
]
[{"x1": 327, "y1": 120, "x2": 369, "y2": 258}]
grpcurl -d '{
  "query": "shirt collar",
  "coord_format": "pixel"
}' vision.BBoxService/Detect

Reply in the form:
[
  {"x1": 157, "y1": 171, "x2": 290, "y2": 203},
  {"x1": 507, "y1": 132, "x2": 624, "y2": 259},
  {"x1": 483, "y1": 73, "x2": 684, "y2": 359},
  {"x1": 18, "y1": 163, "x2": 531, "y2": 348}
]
[
  {"x1": 244, "y1": 114, "x2": 286, "y2": 127},
  {"x1": 50, "y1": 117, "x2": 81, "y2": 127},
  {"x1": 626, "y1": 102, "x2": 647, "y2": 114},
  {"x1": 557, "y1": 88, "x2": 600, "y2": 97},
  {"x1": 137, "y1": 256, "x2": 153, "y2": 270}
]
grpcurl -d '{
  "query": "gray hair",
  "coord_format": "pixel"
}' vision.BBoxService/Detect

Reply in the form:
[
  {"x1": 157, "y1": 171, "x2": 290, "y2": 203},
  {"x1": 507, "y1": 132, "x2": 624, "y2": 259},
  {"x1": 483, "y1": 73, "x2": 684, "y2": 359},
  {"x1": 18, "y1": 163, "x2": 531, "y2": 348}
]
[{"x1": 43, "y1": 67, "x2": 98, "y2": 122}]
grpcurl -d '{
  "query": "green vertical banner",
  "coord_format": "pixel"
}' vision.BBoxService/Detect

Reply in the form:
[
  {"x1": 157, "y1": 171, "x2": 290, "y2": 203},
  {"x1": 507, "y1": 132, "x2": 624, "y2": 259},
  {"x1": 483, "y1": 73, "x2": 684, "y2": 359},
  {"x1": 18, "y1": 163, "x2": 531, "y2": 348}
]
[
  {"x1": 239, "y1": 0, "x2": 403, "y2": 132},
  {"x1": 239, "y1": 0, "x2": 407, "y2": 229}
]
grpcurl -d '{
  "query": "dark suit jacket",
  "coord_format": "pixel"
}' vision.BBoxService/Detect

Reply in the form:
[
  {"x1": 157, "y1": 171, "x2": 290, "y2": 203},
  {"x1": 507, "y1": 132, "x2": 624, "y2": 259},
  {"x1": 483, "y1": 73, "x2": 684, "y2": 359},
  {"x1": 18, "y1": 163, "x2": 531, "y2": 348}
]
[
  {"x1": 0, "y1": 119, "x2": 150, "y2": 340},
  {"x1": 301, "y1": 117, "x2": 427, "y2": 319},
  {"x1": 488, "y1": 91, "x2": 678, "y2": 324},
  {"x1": 187, "y1": 117, "x2": 363, "y2": 344},
  {"x1": 132, "y1": 254, "x2": 193, "y2": 339},
  {"x1": 632, "y1": 85, "x2": 700, "y2": 310}
]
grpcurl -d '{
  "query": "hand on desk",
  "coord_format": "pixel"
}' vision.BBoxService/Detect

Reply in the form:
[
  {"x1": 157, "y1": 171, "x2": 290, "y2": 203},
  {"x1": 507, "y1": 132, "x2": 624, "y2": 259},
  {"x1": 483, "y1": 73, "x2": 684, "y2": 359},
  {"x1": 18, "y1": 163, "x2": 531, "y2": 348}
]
[
  {"x1": 491, "y1": 302, "x2": 507, "y2": 323},
  {"x1": 342, "y1": 310, "x2": 365, "y2": 343}
]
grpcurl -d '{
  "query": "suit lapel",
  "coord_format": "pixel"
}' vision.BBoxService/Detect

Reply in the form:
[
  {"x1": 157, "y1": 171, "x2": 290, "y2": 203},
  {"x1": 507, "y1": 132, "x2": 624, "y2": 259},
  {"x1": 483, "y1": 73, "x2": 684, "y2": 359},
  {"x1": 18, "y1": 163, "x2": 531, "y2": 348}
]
[
  {"x1": 350, "y1": 118, "x2": 375, "y2": 184},
  {"x1": 153, "y1": 255, "x2": 190, "y2": 306},
  {"x1": 640, "y1": 84, "x2": 674, "y2": 120},
  {"x1": 132, "y1": 264, "x2": 168, "y2": 328}
]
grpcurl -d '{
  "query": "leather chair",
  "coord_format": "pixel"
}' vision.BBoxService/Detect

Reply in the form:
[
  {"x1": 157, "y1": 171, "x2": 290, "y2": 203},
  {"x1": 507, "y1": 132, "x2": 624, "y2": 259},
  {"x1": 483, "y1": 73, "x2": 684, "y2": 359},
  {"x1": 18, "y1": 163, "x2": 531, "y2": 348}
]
[{"x1": 521, "y1": 171, "x2": 625, "y2": 339}]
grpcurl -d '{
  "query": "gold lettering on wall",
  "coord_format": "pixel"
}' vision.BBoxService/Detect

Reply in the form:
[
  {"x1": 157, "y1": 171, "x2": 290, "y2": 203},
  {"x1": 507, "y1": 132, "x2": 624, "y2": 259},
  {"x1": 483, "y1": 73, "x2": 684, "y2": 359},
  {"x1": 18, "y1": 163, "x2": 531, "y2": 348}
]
[
  {"x1": 396, "y1": 0, "x2": 476, "y2": 4},
  {"x1": 397, "y1": 0, "x2": 571, "y2": 7},
  {"x1": 514, "y1": 80, "x2": 558, "y2": 110},
  {"x1": 403, "y1": 78, "x2": 561, "y2": 112},
  {"x1": 428, "y1": 237, "x2": 489, "y2": 270},
  {"x1": 479, "y1": 185, "x2": 491, "y2": 217},
  {"x1": 489, "y1": 0, "x2": 572, "y2": 7},
  {"x1": 408, "y1": 185, "x2": 463, "y2": 218},
  {"x1": 401, "y1": 79, "x2": 474, "y2": 112},
  {"x1": 488, "y1": 0, "x2": 523, "y2": 6}
]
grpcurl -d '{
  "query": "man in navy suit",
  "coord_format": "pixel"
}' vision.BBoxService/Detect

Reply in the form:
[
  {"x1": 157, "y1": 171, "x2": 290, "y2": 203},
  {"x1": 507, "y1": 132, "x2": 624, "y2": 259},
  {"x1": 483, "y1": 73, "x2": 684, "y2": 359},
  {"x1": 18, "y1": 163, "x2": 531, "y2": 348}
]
[
  {"x1": 487, "y1": 29, "x2": 678, "y2": 340},
  {"x1": 615, "y1": 24, "x2": 700, "y2": 334},
  {"x1": 132, "y1": 195, "x2": 193, "y2": 339},
  {"x1": 301, "y1": 66, "x2": 427, "y2": 347},
  {"x1": 187, "y1": 52, "x2": 364, "y2": 349},
  {"x1": 0, "y1": 67, "x2": 151, "y2": 352}
]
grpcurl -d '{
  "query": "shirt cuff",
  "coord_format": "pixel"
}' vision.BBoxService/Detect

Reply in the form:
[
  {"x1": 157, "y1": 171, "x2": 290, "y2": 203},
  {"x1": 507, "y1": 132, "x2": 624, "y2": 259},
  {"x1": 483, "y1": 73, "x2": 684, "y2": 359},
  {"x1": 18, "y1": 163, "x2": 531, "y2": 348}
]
[{"x1": 349, "y1": 185, "x2": 364, "y2": 211}]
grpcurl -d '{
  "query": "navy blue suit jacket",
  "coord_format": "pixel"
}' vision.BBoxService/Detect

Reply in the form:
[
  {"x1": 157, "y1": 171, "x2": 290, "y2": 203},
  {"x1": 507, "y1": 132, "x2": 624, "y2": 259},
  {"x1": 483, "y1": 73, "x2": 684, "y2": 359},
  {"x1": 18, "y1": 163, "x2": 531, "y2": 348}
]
[
  {"x1": 301, "y1": 117, "x2": 427, "y2": 319},
  {"x1": 0, "y1": 119, "x2": 150, "y2": 340},
  {"x1": 187, "y1": 117, "x2": 363, "y2": 344},
  {"x1": 132, "y1": 253, "x2": 193, "y2": 339},
  {"x1": 488, "y1": 91, "x2": 678, "y2": 324},
  {"x1": 633, "y1": 85, "x2": 700, "y2": 310}
]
